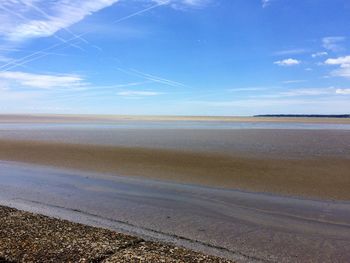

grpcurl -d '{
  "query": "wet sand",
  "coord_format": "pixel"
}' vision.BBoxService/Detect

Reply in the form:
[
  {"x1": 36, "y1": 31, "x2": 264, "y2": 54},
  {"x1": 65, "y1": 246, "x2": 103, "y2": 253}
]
[
  {"x1": 0, "y1": 139, "x2": 349, "y2": 200},
  {"x1": 1, "y1": 161, "x2": 350, "y2": 262}
]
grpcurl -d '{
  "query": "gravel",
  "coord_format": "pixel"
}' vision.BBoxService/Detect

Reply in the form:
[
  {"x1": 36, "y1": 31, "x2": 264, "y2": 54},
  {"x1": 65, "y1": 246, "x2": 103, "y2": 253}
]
[{"x1": 0, "y1": 206, "x2": 233, "y2": 263}]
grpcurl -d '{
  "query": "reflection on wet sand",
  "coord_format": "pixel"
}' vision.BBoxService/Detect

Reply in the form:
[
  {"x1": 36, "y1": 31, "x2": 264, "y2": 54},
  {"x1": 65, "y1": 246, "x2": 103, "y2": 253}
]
[{"x1": 0, "y1": 161, "x2": 350, "y2": 262}]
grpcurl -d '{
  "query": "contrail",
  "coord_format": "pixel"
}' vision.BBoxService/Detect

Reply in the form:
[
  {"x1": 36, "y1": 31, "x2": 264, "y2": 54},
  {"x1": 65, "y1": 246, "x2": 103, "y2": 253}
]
[
  {"x1": 53, "y1": 35, "x2": 85, "y2": 52},
  {"x1": 130, "y1": 68, "x2": 189, "y2": 88},
  {"x1": 0, "y1": 47, "x2": 65, "y2": 56},
  {"x1": 0, "y1": 1, "x2": 169, "y2": 72},
  {"x1": 116, "y1": 67, "x2": 189, "y2": 89},
  {"x1": 1, "y1": 52, "x2": 53, "y2": 72},
  {"x1": 110, "y1": 1, "x2": 170, "y2": 24},
  {"x1": 0, "y1": 41, "x2": 63, "y2": 71}
]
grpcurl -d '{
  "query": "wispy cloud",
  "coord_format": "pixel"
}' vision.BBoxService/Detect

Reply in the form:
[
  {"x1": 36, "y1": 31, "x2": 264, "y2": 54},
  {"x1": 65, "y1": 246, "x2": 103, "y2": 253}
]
[
  {"x1": 274, "y1": 49, "x2": 308, "y2": 56},
  {"x1": 336, "y1": 89, "x2": 350, "y2": 95},
  {"x1": 152, "y1": 0, "x2": 209, "y2": 9},
  {"x1": 117, "y1": 90, "x2": 162, "y2": 97},
  {"x1": 264, "y1": 87, "x2": 350, "y2": 98},
  {"x1": 262, "y1": 0, "x2": 271, "y2": 8},
  {"x1": 274, "y1": 58, "x2": 301, "y2": 66},
  {"x1": 0, "y1": 71, "x2": 87, "y2": 89},
  {"x1": 322, "y1": 36, "x2": 346, "y2": 52},
  {"x1": 278, "y1": 88, "x2": 333, "y2": 97},
  {"x1": 282, "y1": 80, "x2": 306, "y2": 84},
  {"x1": 0, "y1": 0, "x2": 120, "y2": 42},
  {"x1": 311, "y1": 51, "x2": 328, "y2": 58},
  {"x1": 329, "y1": 66, "x2": 350, "y2": 78},
  {"x1": 228, "y1": 87, "x2": 268, "y2": 92}
]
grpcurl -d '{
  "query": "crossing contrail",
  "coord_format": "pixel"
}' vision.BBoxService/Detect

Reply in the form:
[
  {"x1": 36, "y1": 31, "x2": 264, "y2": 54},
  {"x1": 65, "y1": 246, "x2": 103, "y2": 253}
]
[
  {"x1": 19, "y1": 0, "x2": 93, "y2": 47},
  {"x1": 116, "y1": 67, "x2": 189, "y2": 89}
]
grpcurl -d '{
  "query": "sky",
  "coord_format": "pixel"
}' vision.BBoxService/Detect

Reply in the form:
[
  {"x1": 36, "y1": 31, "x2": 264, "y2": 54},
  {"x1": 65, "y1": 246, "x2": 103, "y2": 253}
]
[{"x1": 0, "y1": 0, "x2": 349, "y2": 116}]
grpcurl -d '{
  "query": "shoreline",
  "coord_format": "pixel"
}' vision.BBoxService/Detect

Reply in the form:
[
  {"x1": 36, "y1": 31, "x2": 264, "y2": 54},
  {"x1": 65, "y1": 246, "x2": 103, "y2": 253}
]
[
  {"x1": 0, "y1": 205, "x2": 232, "y2": 263},
  {"x1": 0, "y1": 139, "x2": 349, "y2": 200}
]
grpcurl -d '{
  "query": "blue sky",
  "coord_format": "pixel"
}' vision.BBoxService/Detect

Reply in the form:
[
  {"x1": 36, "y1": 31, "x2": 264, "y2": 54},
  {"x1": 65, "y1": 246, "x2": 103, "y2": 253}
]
[{"x1": 0, "y1": 0, "x2": 349, "y2": 116}]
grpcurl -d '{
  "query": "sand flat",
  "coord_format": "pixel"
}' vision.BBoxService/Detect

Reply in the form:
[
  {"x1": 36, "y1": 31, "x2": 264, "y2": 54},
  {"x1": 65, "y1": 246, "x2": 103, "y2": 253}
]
[
  {"x1": 0, "y1": 139, "x2": 349, "y2": 200},
  {"x1": 1, "y1": 114, "x2": 350, "y2": 124}
]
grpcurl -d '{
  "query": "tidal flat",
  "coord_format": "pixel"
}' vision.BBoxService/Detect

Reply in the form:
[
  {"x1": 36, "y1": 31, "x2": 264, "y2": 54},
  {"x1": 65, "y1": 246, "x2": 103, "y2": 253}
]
[{"x1": 1, "y1": 115, "x2": 350, "y2": 262}]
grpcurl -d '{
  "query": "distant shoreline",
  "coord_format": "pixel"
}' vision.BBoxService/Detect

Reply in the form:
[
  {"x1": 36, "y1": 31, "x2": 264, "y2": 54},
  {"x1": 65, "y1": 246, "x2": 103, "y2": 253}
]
[{"x1": 255, "y1": 114, "x2": 350, "y2": 118}]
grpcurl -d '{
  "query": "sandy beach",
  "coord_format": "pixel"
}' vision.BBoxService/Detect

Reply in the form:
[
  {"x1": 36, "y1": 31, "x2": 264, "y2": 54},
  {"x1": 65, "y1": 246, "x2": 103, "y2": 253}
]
[{"x1": 0, "y1": 139, "x2": 349, "y2": 200}]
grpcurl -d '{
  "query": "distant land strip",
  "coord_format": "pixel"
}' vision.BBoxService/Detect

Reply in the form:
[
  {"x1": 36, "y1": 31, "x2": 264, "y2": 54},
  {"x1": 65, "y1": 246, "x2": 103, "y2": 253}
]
[{"x1": 255, "y1": 114, "x2": 350, "y2": 118}]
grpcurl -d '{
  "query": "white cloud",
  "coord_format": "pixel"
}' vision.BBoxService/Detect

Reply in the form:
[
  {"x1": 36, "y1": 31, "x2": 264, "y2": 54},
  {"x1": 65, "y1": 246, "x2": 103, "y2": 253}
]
[
  {"x1": 0, "y1": 71, "x2": 86, "y2": 89},
  {"x1": 322, "y1": 36, "x2": 346, "y2": 52},
  {"x1": 117, "y1": 90, "x2": 162, "y2": 97},
  {"x1": 336, "y1": 89, "x2": 350, "y2": 95},
  {"x1": 311, "y1": 52, "x2": 328, "y2": 58},
  {"x1": 325, "y1": 55, "x2": 350, "y2": 78},
  {"x1": 325, "y1": 55, "x2": 350, "y2": 66},
  {"x1": 274, "y1": 58, "x2": 300, "y2": 66}
]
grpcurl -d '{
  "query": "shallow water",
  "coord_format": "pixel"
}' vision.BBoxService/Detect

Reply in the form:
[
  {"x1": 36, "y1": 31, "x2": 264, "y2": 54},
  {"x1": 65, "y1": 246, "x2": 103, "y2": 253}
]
[{"x1": 0, "y1": 161, "x2": 349, "y2": 262}]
